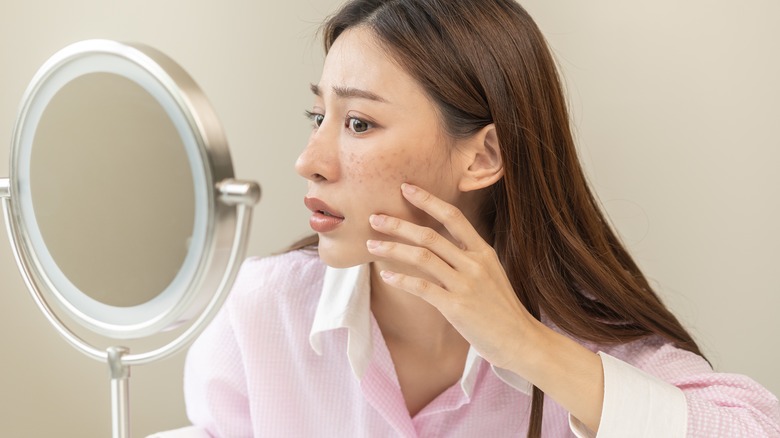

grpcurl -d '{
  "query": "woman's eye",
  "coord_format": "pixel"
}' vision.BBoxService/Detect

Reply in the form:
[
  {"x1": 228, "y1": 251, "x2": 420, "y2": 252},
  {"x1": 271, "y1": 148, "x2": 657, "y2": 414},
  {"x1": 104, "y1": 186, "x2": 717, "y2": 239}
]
[
  {"x1": 305, "y1": 111, "x2": 325, "y2": 128},
  {"x1": 347, "y1": 117, "x2": 371, "y2": 133}
]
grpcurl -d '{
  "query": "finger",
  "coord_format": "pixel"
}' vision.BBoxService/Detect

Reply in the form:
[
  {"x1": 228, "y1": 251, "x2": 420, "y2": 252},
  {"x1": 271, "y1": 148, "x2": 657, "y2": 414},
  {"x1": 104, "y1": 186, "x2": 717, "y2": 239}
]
[
  {"x1": 400, "y1": 183, "x2": 489, "y2": 251},
  {"x1": 369, "y1": 213, "x2": 470, "y2": 269},
  {"x1": 376, "y1": 269, "x2": 447, "y2": 307},
  {"x1": 366, "y1": 239, "x2": 458, "y2": 287}
]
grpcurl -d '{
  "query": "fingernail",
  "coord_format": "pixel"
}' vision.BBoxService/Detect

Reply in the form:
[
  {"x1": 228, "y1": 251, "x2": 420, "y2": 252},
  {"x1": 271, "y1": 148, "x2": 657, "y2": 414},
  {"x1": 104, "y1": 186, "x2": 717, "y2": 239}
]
[
  {"x1": 366, "y1": 239, "x2": 380, "y2": 250},
  {"x1": 401, "y1": 183, "x2": 417, "y2": 195},
  {"x1": 380, "y1": 270, "x2": 395, "y2": 280},
  {"x1": 369, "y1": 214, "x2": 385, "y2": 227}
]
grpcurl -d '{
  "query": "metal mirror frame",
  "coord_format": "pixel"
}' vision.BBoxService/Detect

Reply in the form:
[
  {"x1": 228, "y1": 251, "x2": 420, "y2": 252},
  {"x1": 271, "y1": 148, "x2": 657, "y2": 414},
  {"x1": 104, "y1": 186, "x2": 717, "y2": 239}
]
[{"x1": 0, "y1": 40, "x2": 260, "y2": 438}]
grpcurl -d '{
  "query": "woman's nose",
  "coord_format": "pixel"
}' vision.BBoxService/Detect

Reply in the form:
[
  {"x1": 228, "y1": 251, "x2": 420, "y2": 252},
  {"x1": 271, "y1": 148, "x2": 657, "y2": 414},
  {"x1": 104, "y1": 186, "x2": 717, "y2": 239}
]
[{"x1": 295, "y1": 129, "x2": 340, "y2": 183}]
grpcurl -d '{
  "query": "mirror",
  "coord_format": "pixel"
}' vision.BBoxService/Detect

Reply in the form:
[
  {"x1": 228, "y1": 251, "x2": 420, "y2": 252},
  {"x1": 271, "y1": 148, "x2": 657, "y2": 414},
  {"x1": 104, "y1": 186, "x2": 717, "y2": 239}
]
[
  {"x1": 0, "y1": 39, "x2": 260, "y2": 438},
  {"x1": 31, "y1": 72, "x2": 195, "y2": 308}
]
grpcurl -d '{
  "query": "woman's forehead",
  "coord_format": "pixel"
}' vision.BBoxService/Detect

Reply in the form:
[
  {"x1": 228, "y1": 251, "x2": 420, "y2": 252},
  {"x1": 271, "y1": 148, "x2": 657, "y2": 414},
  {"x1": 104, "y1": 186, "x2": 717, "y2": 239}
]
[{"x1": 319, "y1": 27, "x2": 424, "y2": 106}]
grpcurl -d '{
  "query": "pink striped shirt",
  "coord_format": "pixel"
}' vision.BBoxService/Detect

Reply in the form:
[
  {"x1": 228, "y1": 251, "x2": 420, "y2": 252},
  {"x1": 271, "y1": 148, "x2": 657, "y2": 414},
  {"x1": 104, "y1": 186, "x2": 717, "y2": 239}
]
[{"x1": 183, "y1": 250, "x2": 780, "y2": 437}]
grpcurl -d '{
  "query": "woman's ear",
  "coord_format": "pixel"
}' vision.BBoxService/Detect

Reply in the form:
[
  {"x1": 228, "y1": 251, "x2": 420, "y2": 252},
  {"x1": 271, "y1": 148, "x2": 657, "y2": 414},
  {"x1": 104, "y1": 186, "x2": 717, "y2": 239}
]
[{"x1": 457, "y1": 124, "x2": 504, "y2": 192}]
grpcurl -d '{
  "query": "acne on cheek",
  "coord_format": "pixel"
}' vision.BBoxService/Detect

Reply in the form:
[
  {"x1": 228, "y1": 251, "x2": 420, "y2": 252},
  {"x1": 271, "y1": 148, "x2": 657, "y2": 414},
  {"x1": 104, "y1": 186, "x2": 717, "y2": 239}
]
[
  {"x1": 347, "y1": 150, "x2": 445, "y2": 231},
  {"x1": 347, "y1": 151, "x2": 411, "y2": 185}
]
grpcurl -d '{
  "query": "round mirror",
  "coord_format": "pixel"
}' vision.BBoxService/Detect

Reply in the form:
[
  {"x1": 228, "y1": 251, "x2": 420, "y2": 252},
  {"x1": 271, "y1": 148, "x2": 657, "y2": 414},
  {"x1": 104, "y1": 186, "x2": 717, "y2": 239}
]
[{"x1": 3, "y1": 39, "x2": 259, "y2": 342}]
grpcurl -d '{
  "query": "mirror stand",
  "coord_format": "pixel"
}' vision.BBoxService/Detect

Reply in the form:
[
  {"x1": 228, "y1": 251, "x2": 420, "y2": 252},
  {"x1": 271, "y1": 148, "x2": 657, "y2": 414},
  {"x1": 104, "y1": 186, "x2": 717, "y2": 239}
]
[
  {"x1": 108, "y1": 346, "x2": 131, "y2": 438},
  {"x1": 1, "y1": 178, "x2": 260, "y2": 438}
]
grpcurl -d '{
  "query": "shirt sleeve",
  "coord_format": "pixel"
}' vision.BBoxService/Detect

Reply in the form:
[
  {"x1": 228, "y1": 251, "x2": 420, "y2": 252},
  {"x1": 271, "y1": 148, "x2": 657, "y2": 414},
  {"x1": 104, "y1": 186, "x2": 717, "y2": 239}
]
[
  {"x1": 183, "y1": 302, "x2": 253, "y2": 438},
  {"x1": 569, "y1": 352, "x2": 687, "y2": 437},
  {"x1": 570, "y1": 340, "x2": 780, "y2": 437}
]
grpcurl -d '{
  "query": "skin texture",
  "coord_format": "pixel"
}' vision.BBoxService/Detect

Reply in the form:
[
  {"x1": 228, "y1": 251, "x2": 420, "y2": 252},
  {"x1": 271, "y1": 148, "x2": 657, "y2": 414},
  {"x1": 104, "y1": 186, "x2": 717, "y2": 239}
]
[{"x1": 296, "y1": 27, "x2": 605, "y2": 432}]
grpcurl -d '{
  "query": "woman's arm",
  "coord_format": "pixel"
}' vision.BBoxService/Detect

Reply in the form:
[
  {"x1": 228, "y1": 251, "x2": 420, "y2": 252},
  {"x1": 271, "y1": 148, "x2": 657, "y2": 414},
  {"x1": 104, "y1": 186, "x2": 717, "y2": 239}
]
[{"x1": 367, "y1": 183, "x2": 780, "y2": 437}]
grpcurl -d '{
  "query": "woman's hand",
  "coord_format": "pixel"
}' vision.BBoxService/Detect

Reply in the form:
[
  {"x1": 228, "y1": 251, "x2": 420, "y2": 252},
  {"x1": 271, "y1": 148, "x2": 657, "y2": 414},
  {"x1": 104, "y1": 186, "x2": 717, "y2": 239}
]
[
  {"x1": 366, "y1": 183, "x2": 605, "y2": 432},
  {"x1": 365, "y1": 183, "x2": 537, "y2": 371}
]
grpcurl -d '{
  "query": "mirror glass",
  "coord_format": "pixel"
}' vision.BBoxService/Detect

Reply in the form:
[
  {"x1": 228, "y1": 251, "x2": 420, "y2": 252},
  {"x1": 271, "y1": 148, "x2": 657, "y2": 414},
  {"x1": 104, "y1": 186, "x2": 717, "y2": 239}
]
[{"x1": 30, "y1": 72, "x2": 195, "y2": 307}]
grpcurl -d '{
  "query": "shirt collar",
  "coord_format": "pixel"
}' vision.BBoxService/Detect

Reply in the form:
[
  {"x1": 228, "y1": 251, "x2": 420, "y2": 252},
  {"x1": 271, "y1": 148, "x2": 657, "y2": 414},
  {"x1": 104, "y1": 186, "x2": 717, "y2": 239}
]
[
  {"x1": 309, "y1": 264, "x2": 531, "y2": 396},
  {"x1": 309, "y1": 264, "x2": 373, "y2": 378}
]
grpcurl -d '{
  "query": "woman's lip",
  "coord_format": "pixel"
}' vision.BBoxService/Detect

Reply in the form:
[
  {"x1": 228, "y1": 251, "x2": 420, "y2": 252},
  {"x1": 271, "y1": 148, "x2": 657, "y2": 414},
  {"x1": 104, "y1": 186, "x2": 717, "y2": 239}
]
[
  {"x1": 309, "y1": 212, "x2": 344, "y2": 233},
  {"x1": 303, "y1": 197, "x2": 344, "y2": 218},
  {"x1": 303, "y1": 196, "x2": 345, "y2": 233}
]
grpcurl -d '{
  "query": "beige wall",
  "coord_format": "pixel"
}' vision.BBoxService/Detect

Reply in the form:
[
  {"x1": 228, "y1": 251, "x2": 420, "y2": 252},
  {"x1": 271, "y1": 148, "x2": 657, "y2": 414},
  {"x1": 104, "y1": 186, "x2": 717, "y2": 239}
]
[{"x1": 0, "y1": 1, "x2": 777, "y2": 436}]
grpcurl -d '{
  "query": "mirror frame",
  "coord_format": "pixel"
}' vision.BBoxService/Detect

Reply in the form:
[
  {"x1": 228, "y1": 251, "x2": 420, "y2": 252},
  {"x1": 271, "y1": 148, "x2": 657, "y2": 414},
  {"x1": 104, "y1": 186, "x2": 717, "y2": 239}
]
[{"x1": 5, "y1": 40, "x2": 239, "y2": 340}]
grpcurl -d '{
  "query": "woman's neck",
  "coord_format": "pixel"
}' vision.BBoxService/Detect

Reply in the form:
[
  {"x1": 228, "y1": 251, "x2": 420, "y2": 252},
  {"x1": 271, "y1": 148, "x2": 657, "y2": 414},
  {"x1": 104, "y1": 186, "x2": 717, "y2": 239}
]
[{"x1": 369, "y1": 261, "x2": 467, "y2": 353}]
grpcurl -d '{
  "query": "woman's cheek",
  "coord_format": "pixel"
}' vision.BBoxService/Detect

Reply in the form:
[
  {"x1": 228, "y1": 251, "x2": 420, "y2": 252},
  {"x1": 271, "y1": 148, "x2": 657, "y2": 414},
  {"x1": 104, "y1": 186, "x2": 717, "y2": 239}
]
[
  {"x1": 344, "y1": 146, "x2": 444, "y2": 220},
  {"x1": 346, "y1": 150, "x2": 411, "y2": 187}
]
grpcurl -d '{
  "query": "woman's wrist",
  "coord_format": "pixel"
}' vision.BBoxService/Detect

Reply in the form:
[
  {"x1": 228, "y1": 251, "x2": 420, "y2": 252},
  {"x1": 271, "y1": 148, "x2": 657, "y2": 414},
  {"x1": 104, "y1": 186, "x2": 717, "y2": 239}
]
[
  {"x1": 504, "y1": 317, "x2": 605, "y2": 432},
  {"x1": 494, "y1": 312, "x2": 550, "y2": 374}
]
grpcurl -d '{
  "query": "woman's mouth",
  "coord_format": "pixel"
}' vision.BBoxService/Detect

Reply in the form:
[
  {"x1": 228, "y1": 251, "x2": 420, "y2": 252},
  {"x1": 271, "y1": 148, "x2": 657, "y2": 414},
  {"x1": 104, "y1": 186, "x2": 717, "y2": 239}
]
[{"x1": 304, "y1": 197, "x2": 345, "y2": 233}]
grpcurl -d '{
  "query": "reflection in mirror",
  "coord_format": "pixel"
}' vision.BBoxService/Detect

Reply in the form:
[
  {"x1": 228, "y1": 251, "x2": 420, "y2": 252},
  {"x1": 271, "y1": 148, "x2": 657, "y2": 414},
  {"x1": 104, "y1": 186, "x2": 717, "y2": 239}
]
[{"x1": 30, "y1": 72, "x2": 195, "y2": 307}]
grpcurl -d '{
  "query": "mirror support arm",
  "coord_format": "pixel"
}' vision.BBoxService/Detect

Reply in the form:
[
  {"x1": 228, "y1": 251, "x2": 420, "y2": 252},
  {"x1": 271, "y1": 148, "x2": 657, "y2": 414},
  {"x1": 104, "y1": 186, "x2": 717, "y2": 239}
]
[
  {"x1": 217, "y1": 179, "x2": 261, "y2": 206},
  {"x1": 2, "y1": 192, "x2": 259, "y2": 367}
]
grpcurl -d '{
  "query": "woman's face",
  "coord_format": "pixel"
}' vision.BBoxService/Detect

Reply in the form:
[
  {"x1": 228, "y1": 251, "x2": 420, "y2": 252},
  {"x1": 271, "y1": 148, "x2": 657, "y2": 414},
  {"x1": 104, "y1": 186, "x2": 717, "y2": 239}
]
[{"x1": 295, "y1": 27, "x2": 475, "y2": 268}]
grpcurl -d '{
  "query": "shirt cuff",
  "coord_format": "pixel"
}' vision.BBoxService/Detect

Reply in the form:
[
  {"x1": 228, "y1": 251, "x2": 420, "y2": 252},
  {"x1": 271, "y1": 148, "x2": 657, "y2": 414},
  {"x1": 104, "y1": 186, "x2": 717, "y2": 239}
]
[{"x1": 568, "y1": 352, "x2": 688, "y2": 438}]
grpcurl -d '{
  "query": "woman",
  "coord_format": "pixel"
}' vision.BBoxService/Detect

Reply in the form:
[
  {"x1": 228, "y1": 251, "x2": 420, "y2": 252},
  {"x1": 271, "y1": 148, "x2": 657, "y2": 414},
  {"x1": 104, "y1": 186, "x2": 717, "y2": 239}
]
[{"x1": 183, "y1": 0, "x2": 780, "y2": 436}]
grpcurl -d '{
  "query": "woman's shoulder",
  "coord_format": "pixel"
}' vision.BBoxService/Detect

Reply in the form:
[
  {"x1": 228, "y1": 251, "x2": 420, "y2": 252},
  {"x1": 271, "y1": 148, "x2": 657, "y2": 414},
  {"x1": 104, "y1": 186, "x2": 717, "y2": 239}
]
[
  {"x1": 227, "y1": 248, "x2": 327, "y2": 305},
  {"x1": 238, "y1": 248, "x2": 324, "y2": 280}
]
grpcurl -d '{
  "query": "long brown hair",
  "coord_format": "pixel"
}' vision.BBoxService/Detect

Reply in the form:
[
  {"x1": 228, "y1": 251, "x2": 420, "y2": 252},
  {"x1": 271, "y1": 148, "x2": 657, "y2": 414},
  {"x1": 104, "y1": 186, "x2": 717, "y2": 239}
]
[{"x1": 305, "y1": 1, "x2": 704, "y2": 436}]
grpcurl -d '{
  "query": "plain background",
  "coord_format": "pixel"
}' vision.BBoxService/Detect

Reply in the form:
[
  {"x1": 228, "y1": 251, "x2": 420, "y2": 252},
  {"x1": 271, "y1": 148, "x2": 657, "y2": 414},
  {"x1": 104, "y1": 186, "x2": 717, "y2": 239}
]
[{"x1": 1, "y1": 1, "x2": 778, "y2": 436}]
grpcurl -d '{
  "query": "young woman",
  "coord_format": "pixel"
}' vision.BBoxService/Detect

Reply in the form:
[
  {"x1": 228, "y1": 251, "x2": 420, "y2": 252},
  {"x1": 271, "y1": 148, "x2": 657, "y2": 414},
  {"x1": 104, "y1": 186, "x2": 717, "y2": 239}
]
[{"x1": 183, "y1": 0, "x2": 780, "y2": 436}]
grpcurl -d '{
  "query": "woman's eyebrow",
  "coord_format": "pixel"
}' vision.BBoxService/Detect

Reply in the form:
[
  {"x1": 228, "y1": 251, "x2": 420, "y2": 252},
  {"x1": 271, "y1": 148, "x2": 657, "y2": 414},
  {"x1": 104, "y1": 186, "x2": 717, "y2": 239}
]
[{"x1": 310, "y1": 83, "x2": 389, "y2": 103}]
